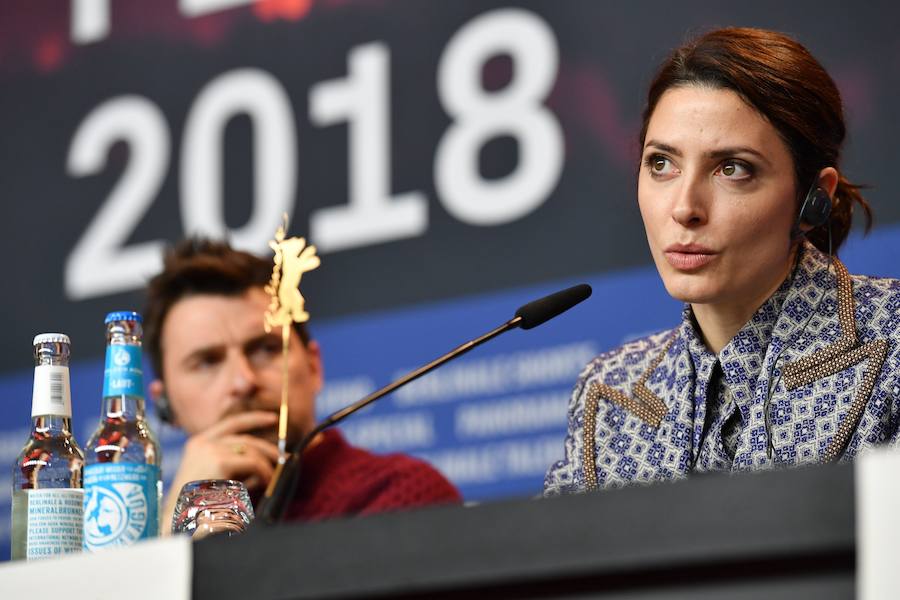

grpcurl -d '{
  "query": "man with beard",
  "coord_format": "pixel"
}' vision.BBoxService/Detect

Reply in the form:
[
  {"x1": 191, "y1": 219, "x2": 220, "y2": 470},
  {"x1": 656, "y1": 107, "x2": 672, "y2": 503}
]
[{"x1": 143, "y1": 239, "x2": 461, "y2": 527}]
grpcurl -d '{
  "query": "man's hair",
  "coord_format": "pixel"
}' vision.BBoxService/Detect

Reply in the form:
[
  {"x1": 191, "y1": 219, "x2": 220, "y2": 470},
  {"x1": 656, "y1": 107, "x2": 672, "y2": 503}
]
[{"x1": 143, "y1": 238, "x2": 311, "y2": 378}]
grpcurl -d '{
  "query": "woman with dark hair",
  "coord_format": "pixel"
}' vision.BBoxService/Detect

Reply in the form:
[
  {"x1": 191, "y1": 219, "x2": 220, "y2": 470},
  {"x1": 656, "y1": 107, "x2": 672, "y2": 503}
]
[{"x1": 545, "y1": 27, "x2": 896, "y2": 495}]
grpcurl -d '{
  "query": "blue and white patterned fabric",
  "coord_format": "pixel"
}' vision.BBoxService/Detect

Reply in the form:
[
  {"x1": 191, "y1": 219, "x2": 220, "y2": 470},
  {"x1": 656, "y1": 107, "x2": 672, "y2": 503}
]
[{"x1": 544, "y1": 242, "x2": 900, "y2": 495}]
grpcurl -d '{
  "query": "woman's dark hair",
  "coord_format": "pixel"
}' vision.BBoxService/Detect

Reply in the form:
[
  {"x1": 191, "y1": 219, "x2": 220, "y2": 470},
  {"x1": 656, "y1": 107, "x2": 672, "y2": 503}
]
[{"x1": 639, "y1": 27, "x2": 871, "y2": 253}]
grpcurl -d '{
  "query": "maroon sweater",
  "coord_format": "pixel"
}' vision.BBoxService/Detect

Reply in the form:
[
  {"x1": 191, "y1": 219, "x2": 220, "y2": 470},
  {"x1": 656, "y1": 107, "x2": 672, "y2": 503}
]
[{"x1": 281, "y1": 429, "x2": 461, "y2": 521}]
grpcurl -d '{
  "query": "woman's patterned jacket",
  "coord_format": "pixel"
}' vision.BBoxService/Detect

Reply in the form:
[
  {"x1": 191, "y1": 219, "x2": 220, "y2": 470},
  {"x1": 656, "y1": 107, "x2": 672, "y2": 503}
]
[{"x1": 544, "y1": 242, "x2": 900, "y2": 495}]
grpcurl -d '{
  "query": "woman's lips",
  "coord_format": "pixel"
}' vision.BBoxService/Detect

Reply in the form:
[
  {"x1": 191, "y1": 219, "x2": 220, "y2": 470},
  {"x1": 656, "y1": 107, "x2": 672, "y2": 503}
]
[{"x1": 664, "y1": 245, "x2": 717, "y2": 271}]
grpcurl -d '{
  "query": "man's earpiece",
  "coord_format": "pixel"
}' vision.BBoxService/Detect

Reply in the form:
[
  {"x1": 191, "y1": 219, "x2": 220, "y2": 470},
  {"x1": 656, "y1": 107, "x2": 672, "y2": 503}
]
[{"x1": 155, "y1": 391, "x2": 175, "y2": 424}]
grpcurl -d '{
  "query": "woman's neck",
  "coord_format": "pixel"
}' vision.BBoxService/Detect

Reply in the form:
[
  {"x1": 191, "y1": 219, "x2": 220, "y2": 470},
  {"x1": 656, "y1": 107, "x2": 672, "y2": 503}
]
[
  {"x1": 691, "y1": 247, "x2": 799, "y2": 355},
  {"x1": 691, "y1": 303, "x2": 759, "y2": 355}
]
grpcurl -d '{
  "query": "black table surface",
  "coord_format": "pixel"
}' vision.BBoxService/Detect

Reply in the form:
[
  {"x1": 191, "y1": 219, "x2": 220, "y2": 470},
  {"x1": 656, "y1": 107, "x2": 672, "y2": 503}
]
[{"x1": 193, "y1": 464, "x2": 855, "y2": 599}]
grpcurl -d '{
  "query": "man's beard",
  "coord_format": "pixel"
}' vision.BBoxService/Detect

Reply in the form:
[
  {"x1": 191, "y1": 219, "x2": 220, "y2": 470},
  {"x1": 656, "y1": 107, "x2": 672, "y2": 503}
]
[
  {"x1": 222, "y1": 405, "x2": 302, "y2": 447},
  {"x1": 248, "y1": 422, "x2": 303, "y2": 447}
]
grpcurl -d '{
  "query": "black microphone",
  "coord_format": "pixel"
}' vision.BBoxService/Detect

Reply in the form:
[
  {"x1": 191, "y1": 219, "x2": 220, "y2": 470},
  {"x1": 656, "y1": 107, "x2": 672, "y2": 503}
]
[
  {"x1": 254, "y1": 283, "x2": 592, "y2": 525},
  {"x1": 515, "y1": 284, "x2": 592, "y2": 329}
]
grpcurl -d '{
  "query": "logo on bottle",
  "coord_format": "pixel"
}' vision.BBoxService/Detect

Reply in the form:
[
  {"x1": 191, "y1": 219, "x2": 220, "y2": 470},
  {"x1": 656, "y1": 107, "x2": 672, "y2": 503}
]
[
  {"x1": 103, "y1": 345, "x2": 143, "y2": 397},
  {"x1": 83, "y1": 463, "x2": 158, "y2": 550},
  {"x1": 113, "y1": 348, "x2": 131, "y2": 367},
  {"x1": 83, "y1": 484, "x2": 148, "y2": 548}
]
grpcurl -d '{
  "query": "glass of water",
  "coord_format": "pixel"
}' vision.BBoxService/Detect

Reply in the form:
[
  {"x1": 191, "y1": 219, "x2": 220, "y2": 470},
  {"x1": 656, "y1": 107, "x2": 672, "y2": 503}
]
[{"x1": 172, "y1": 479, "x2": 254, "y2": 539}]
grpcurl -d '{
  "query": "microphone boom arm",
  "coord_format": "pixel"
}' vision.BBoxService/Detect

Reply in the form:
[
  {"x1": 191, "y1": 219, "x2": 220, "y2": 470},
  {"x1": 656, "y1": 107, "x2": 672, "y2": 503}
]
[{"x1": 324, "y1": 315, "x2": 521, "y2": 429}]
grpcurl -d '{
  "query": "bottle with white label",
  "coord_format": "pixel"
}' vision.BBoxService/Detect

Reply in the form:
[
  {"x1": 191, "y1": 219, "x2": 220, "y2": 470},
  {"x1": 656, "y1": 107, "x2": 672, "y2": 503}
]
[
  {"x1": 11, "y1": 333, "x2": 85, "y2": 561},
  {"x1": 83, "y1": 311, "x2": 161, "y2": 551}
]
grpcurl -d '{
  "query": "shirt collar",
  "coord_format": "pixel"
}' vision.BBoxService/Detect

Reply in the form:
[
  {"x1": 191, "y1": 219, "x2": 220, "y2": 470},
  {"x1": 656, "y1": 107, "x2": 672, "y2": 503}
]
[{"x1": 679, "y1": 246, "x2": 803, "y2": 396}]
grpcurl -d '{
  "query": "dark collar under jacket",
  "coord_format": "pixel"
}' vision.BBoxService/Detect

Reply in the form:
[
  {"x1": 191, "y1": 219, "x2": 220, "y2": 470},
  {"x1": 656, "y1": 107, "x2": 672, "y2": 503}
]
[{"x1": 544, "y1": 243, "x2": 897, "y2": 495}]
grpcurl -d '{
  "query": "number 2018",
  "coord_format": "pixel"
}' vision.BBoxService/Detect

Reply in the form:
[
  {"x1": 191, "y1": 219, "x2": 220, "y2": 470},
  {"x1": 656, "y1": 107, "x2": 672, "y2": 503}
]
[{"x1": 65, "y1": 8, "x2": 563, "y2": 300}]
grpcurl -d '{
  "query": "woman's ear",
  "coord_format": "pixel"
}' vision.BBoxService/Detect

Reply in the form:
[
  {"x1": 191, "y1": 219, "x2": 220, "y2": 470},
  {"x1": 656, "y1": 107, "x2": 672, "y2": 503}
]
[{"x1": 818, "y1": 166, "x2": 839, "y2": 199}]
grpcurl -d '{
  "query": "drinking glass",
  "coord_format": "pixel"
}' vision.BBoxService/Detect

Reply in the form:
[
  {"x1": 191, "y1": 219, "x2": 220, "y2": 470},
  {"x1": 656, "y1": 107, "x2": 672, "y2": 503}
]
[{"x1": 172, "y1": 479, "x2": 254, "y2": 539}]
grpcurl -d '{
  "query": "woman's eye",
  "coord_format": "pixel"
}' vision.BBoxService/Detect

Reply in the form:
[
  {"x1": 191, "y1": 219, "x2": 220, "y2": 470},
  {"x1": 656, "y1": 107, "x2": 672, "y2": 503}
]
[
  {"x1": 717, "y1": 160, "x2": 752, "y2": 179},
  {"x1": 645, "y1": 154, "x2": 674, "y2": 177}
]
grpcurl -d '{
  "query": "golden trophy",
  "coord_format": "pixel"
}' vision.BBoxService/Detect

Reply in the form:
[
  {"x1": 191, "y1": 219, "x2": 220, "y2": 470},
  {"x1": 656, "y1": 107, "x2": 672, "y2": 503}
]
[{"x1": 262, "y1": 215, "x2": 320, "y2": 492}]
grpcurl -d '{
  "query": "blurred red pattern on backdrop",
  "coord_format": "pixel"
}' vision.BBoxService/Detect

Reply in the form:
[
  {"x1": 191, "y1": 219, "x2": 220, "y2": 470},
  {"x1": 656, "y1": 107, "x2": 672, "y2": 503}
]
[{"x1": 0, "y1": 0, "x2": 377, "y2": 74}]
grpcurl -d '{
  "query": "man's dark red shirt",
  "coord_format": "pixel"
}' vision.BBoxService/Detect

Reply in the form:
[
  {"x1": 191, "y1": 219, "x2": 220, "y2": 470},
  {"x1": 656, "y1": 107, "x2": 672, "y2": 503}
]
[{"x1": 281, "y1": 429, "x2": 461, "y2": 521}]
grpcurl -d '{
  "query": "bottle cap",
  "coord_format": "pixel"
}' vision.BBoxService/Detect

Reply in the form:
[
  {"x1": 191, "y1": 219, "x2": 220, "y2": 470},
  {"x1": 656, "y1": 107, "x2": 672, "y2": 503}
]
[
  {"x1": 33, "y1": 333, "x2": 71, "y2": 346},
  {"x1": 105, "y1": 311, "x2": 143, "y2": 324}
]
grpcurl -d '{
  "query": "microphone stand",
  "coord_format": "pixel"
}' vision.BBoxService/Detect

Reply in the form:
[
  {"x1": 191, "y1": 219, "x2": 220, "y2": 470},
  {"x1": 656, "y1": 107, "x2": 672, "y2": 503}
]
[{"x1": 254, "y1": 315, "x2": 523, "y2": 525}]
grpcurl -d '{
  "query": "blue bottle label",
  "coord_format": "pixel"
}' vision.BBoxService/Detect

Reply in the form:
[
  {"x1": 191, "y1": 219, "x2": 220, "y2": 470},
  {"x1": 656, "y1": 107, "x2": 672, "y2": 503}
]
[
  {"x1": 83, "y1": 463, "x2": 159, "y2": 550},
  {"x1": 102, "y1": 345, "x2": 144, "y2": 397}
]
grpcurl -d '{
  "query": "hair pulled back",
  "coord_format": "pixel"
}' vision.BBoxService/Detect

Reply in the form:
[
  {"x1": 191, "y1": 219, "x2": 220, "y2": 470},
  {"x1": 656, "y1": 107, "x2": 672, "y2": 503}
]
[{"x1": 640, "y1": 27, "x2": 871, "y2": 253}]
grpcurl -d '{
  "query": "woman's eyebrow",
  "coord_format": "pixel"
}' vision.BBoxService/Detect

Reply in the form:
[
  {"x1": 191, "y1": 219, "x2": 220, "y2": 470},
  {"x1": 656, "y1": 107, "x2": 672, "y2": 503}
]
[
  {"x1": 706, "y1": 146, "x2": 772, "y2": 166},
  {"x1": 643, "y1": 140, "x2": 680, "y2": 155}
]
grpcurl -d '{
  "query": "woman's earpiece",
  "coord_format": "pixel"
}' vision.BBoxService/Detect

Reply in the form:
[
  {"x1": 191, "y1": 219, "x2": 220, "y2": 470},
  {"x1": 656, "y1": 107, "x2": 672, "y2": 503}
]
[
  {"x1": 791, "y1": 182, "x2": 832, "y2": 241},
  {"x1": 798, "y1": 183, "x2": 832, "y2": 228}
]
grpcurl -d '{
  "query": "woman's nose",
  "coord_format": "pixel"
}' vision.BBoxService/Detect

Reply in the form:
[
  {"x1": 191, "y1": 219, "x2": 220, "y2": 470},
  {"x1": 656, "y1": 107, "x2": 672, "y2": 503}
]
[{"x1": 671, "y1": 173, "x2": 709, "y2": 227}]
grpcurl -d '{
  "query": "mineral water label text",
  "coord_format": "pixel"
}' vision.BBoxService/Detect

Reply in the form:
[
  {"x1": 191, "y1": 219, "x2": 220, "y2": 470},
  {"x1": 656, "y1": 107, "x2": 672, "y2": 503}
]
[
  {"x1": 25, "y1": 489, "x2": 84, "y2": 560},
  {"x1": 83, "y1": 463, "x2": 159, "y2": 550},
  {"x1": 103, "y1": 345, "x2": 143, "y2": 397},
  {"x1": 31, "y1": 365, "x2": 72, "y2": 417}
]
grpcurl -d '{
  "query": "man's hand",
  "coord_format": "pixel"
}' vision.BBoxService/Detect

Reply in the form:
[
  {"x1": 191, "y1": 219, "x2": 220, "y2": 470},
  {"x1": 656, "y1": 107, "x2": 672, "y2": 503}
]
[{"x1": 162, "y1": 411, "x2": 280, "y2": 534}]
